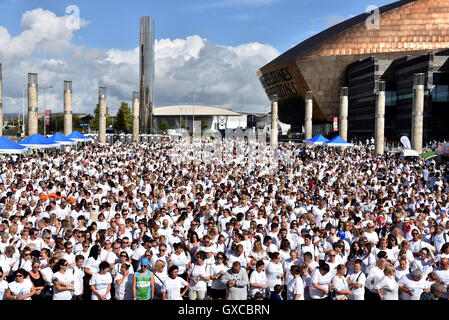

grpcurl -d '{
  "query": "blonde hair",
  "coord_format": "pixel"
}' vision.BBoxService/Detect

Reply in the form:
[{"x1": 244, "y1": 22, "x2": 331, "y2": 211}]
[
  {"x1": 154, "y1": 259, "x2": 166, "y2": 272},
  {"x1": 384, "y1": 265, "x2": 395, "y2": 276}
]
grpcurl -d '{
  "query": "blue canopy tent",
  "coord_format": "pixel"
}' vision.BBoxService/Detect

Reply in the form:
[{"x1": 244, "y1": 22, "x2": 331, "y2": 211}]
[
  {"x1": 19, "y1": 134, "x2": 59, "y2": 149},
  {"x1": 304, "y1": 134, "x2": 329, "y2": 145},
  {"x1": 0, "y1": 136, "x2": 28, "y2": 154},
  {"x1": 324, "y1": 135, "x2": 353, "y2": 147},
  {"x1": 47, "y1": 132, "x2": 77, "y2": 145},
  {"x1": 66, "y1": 131, "x2": 93, "y2": 142}
]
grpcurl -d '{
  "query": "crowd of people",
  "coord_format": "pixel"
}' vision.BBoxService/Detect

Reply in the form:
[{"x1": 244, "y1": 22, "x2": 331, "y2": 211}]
[{"x1": 0, "y1": 136, "x2": 448, "y2": 301}]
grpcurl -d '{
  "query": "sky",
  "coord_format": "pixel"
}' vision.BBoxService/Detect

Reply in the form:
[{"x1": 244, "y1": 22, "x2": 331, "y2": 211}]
[{"x1": 0, "y1": 0, "x2": 396, "y2": 115}]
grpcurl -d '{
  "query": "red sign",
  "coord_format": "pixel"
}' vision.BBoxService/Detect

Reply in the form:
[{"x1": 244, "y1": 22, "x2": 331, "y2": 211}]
[
  {"x1": 44, "y1": 110, "x2": 51, "y2": 126},
  {"x1": 333, "y1": 117, "x2": 338, "y2": 132}
]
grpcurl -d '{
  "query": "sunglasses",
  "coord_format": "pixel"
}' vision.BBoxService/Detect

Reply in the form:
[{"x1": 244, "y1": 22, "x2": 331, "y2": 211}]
[
  {"x1": 16, "y1": 274, "x2": 24, "y2": 278},
  {"x1": 120, "y1": 254, "x2": 128, "y2": 258}
]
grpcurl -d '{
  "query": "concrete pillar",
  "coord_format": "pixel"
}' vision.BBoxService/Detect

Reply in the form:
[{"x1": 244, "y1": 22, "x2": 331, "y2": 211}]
[
  {"x1": 304, "y1": 91, "x2": 313, "y2": 140},
  {"x1": 0, "y1": 64, "x2": 3, "y2": 136},
  {"x1": 412, "y1": 73, "x2": 425, "y2": 154},
  {"x1": 28, "y1": 73, "x2": 38, "y2": 136},
  {"x1": 64, "y1": 81, "x2": 73, "y2": 136},
  {"x1": 339, "y1": 87, "x2": 348, "y2": 141},
  {"x1": 375, "y1": 81, "x2": 386, "y2": 155},
  {"x1": 270, "y1": 94, "x2": 278, "y2": 149},
  {"x1": 132, "y1": 91, "x2": 140, "y2": 143},
  {"x1": 98, "y1": 87, "x2": 106, "y2": 145}
]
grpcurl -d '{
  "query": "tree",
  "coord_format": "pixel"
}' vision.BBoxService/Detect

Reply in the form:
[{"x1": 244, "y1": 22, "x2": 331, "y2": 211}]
[
  {"x1": 113, "y1": 102, "x2": 133, "y2": 133},
  {"x1": 160, "y1": 118, "x2": 169, "y2": 134},
  {"x1": 90, "y1": 104, "x2": 113, "y2": 131},
  {"x1": 180, "y1": 119, "x2": 185, "y2": 129},
  {"x1": 153, "y1": 119, "x2": 158, "y2": 133},
  {"x1": 201, "y1": 118, "x2": 208, "y2": 131}
]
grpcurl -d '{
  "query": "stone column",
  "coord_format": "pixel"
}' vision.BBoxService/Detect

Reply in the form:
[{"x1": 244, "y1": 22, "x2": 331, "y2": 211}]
[
  {"x1": 64, "y1": 81, "x2": 73, "y2": 136},
  {"x1": 132, "y1": 91, "x2": 140, "y2": 143},
  {"x1": 339, "y1": 87, "x2": 348, "y2": 141},
  {"x1": 270, "y1": 94, "x2": 278, "y2": 149},
  {"x1": 412, "y1": 73, "x2": 425, "y2": 154},
  {"x1": 375, "y1": 81, "x2": 386, "y2": 155},
  {"x1": 98, "y1": 87, "x2": 106, "y2": 145},
  {"x1": 0, "y1": 64, "x2": 3, "y2": 136},
  {"x1": 304, "y1": 91, "x2": 313, "y2": 140},
  {"x1": 28, "y1": 73, "x2": 38, "y2": 136}
]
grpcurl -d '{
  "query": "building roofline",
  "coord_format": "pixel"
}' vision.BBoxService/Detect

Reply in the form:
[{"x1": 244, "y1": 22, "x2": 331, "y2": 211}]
[{"x1": 263, "y1": 0, "x2": 417, "y2": 67}]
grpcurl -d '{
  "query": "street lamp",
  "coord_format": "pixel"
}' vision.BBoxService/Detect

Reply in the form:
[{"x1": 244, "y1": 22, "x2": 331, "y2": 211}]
[
  {"x1": 22, "y1": 88, "x2": 27, "y2": 137},
  {"x1": 189, "y1": 95, "x2": 195, "y2": 135},
  {"x1": 42, "y1": 85, "x2": 53, "y2": 135}
]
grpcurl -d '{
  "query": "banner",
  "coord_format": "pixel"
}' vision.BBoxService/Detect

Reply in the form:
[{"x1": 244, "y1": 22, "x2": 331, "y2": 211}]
[
  {"x1": 44, "y1": 110, "x2": 51, "y2": 126},
  {"x1": 333, "y1": 116, "x2": 338, "y2": 132}
]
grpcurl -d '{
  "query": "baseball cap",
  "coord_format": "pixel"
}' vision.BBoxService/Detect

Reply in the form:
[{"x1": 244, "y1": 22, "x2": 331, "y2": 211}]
[
  {"x1": 337, "y1": 231, "x2": 346, "y2": 240},
  {"x1": 141, "y1": 258, "x2": 149, "y2": 266}
]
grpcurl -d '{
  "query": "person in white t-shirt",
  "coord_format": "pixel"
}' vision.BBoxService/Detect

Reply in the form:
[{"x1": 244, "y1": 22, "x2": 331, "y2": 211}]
[
  {"x1": 162, "y1": 265, "x2": 190, "y2": 300},
  {"x1": 250, "y1": 260, "x2": 269, "y2": 298},
  {"x1": 265, "y1": 252, "x2": 284, "y2": 295},
  {"x1": 114, "y1": 263, "x2": 134, "y2": 300},
  {"x1": 346, "y1": 259, "x2": 366, "y2": 300},
  {"x1": 89, "y1": 261, "x2": 112, "y2": 300},
  {"x1": 375, "y1": 265, "x2": 399, "y2": 300},
  {"x1": 398, "y1": 268, "x2": 429, "y2": 300},
  {"x1": 309, "y1": 262, "x2": 333, "y2": 300},
  {"x1": 287, "y1": 265, "x2": 304, "y2": 300},
  {"x1": 187, "y1": 251, "x2": 210, "y2": 300},
  {"x1": 5, "y1": 268, "x2": 35, "y2": 300},
  {"x1": 52, "y1": 259, "x2": 75, "y2": 300},
  {"x1": 331, "y1": 264, "x2": 351, "y2": 300},
  {"x1": 0, "y1": 267, "x2": 8, "y2": 300},
  {"x1": 209, "y1": 252, "x2": 229, "y2": 300}
]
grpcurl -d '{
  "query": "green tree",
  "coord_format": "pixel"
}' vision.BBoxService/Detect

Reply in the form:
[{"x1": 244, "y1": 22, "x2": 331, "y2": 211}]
[
  {"x1": 90, "y1": 104, "x2": 113, "y2": 131},
  {"x1": 153, "y1": 119, "x2": 158, "y2": 133},
  {"x1": 113, "y1": 102, "x2": 133, "y2": 133},
  {"x1": 201, "y1": 118, "x2": 208, "y2": 131},
  {"x1": 160, "y1": 118, "x2": 169, "y2": 134}
]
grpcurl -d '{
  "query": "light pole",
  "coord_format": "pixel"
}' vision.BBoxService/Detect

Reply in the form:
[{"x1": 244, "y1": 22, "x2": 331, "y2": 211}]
[
  {"x1": 22, "y1": 88, "x2": 27, "y2": 137},
  {"x1": 42, "y1": 85, "x2": 53, "y2": 135},
  {"x1": 189, "y1": 95, "x2": 195, "y2": 135}
]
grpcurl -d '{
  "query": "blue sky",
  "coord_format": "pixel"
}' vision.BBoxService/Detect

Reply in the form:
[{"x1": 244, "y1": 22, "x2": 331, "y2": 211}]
[
  {"x1": 0, "y1": 0, "x2": 397, "y2": 114},
  {"x1": 1, "y1": 0, "x2": 395, "y2": 54}
]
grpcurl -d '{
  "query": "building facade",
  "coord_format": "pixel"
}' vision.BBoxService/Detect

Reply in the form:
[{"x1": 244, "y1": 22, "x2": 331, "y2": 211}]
[{"x1": 257, "y1": 0, "x2": 449, "y2": 140}]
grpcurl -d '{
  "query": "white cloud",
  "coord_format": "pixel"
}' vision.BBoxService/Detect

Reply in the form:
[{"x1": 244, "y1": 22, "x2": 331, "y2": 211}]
[{"x1": 0, "y1": 8, "x2": 279, "y2": 116}]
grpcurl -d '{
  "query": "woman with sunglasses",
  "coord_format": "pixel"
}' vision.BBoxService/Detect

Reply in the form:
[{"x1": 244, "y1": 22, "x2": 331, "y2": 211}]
[
  {"x1": 12, "y1": 247, "x2": 33, "y2": 273},
  {"x1": 5, "y1": 268, "x2": 35, "y2": 300},
  {"x1": 114, "y1": 263, "x2": 134, "y2": 300},
  {"x1": 28, "y1": 258, "x2": 47, "y2": 300},
  {"x1": 209, "y1": 252, "x2": 228, "y2": 300},
  {"x1": 52, "y1": 259, "x2": 75, "y2": 300}
]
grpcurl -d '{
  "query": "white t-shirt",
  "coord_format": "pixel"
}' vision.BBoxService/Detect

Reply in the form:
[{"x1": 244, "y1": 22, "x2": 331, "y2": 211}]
[
  {"x1": 188, "y1": 263, "x2": 210, "y2": 291},
  {"x1": 287, "y1": 277, "x2": 304, "y2": 300},
  {"x1": 8, "y1": 279, "x2": 33, "y2": 300},
  {"x1": 309, "y1": 269, "x2": 333, "y2": 299},
  {"x1": 434, "y1": 269, "x2": 449, "y2": 299},
  {"x1": 331, "y1": 275, "x2": 349, "y2": 300},
  {"x1": 265, "y1": 261, "x2": 283, "y2": 291},
  {"x1": 89, "y1": 272, "x2": 112, "y2": 300},
  {"x1": 398, "y1": 274, "x2": 429, "y2": 301},
  {"x1": 211, "y1": 263, "x2": 228, "y2": 290},
  {"x1": 346, "y1": 271, "x2": 366, "y2": 300},
  {"x1": 114, "y1": 272, "x2": 134, "y2": 300},
  {"x1": 249, "y1": 270, "x2": 268, "y2": 297},
  {"x1": 84, "y1": 257, "x2": 101, "y2": 274},
  {"x1": 52, "y1": 271, "x2": 75, "y2": 300},
  {"x1": 376, "y1": 275, "x2": 398, "y2": 300},
  {"x1": 73, "y1": 266, "x2": 84, "y2": 296},
  {"x1": 153, "y1": 271, "x2": 168, "y2": 299},
  {"x1": 162, "y1": 276, "x2": 188, "y2": 300},
  {"x1": 0, "y1": 279, "x2": 9, "y2": 300},
  {"x1": 171, "y1": 251, "x2": 190, "y2": 274}
]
